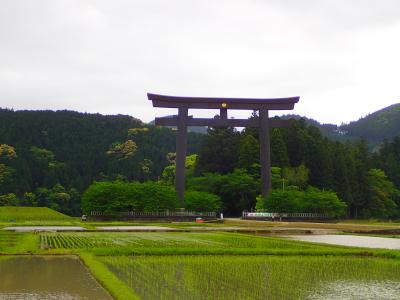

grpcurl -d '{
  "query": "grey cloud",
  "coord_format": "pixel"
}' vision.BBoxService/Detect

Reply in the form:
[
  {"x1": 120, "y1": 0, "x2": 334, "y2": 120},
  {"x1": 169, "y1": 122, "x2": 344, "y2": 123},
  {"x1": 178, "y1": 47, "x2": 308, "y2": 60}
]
[{"x1": 0, "y1": 0, "x2": 399, "y2": 124}]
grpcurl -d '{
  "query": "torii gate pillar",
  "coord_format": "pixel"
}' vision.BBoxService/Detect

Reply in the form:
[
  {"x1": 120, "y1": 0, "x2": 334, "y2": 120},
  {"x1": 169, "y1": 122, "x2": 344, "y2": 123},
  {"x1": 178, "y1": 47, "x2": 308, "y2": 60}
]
[
  {"x1": 259, "y1": 109, "x2": 271, "y2": 197},
  {"x1": 148, "y1": 93, "x2": 299, "y2": 206},
  {"x1": 175, "y1": 107, "x2": 188, "y2": 202}
]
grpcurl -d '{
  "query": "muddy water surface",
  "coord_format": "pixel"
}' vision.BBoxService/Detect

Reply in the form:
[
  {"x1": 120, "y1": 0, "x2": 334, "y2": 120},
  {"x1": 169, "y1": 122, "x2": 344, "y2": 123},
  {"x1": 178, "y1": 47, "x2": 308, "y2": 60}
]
[{"x1": 0, "y1": 256, "x2": 112, "y2": 300}]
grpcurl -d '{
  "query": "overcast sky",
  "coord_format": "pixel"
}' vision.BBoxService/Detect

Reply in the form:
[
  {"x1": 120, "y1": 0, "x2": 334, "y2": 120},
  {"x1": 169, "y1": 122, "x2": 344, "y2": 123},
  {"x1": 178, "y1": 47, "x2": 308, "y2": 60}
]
[{"x1": 1, "y1": 0, "x2": 399, "y2": 124}]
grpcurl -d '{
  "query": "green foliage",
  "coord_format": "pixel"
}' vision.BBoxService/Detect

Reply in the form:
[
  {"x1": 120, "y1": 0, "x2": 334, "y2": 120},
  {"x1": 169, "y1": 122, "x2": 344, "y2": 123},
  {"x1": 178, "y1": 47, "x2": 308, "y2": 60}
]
[
  {"x1": 161, "y1": 154, "x2": 198, "y2": 184},
  {"x1": 195, "y1": 127, "x2": 240, "y2": 175},
  {"x1": 0, "y1": 144, "x2": 17, "y2": 160},
  {"x1": 0, "y1": 164, "x2": 14, "y2": 183},
  {"x1": 271, "y1": 128, "x2": 289, "y2": 167},
  {"x1": 30, "y1": 146, "x2": 56, "y2": 166},
  {"x1": 81, "y1": 181, "x2": 179, "y2": 213},
  {"x1": 184, "y1": 190, "x2": 222, "y2": 212},
  {"x1": 259, "y1": 187, "x2": 347, "y2": 218},
  {"x1": 362, "y1": 169, "x2": 399, "y2": 218},
  {"x1": 271, "y1": 167, "x2": 284, "y2": 189},
  {"x1": 0, "y1": 193, "x2": 19, "y2": 206},
  {"x1": 0, "y1": 110, "x2": 204, "y2": 214},
  {"x1": 187, "y1": 169, "x2": 259, "y2": 215},
  {"x1": 107, "y1": 140, "x2": 138, "y2": 160},
  {"x1": 238, "y1": 134, "x2": 259, "y2": 170},
  {"x1": 282, "y1": 164, "x2": 309, "y2": 189},
  {"x1": 32, "y1": 184, "x2": 80, "y2": 215}
]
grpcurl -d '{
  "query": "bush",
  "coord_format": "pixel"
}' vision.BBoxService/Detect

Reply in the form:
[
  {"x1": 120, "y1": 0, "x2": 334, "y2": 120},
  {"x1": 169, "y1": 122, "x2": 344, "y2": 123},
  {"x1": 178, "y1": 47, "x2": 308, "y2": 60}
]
[
  {"x1": 259, "y1": 187, "x2": 347, "y2": 218},
  {"x1": 184, "y1": 191, "x2": 222, "y2": 212},
  {"x1": 187, "y1": 169, "x2": 259, "y2": 215},
  {"x1": 82, "y1": 181, "x2": 179, "y2": 213},
  {"x1": 0, "y1": 193, "x2": 19, "y2": 206}
]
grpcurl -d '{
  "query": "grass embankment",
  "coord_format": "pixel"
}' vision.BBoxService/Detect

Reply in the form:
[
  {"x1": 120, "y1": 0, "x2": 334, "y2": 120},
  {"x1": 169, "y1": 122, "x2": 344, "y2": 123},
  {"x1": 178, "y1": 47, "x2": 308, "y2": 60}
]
[{"x1": 0, "y1": 206, "x2": 77, "y2": 227}]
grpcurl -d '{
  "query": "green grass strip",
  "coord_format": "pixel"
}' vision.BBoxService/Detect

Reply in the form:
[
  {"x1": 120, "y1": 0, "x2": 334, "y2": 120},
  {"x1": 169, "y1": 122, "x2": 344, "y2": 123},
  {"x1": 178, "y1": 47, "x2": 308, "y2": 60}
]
[{"x1": 79, "y1": 252, "x2": 140, "y2": 300}]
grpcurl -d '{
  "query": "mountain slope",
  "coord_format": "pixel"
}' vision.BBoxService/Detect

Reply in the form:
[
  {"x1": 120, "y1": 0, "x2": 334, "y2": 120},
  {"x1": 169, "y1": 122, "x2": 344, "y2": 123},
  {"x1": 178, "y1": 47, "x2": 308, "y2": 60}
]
[{"x1": 341, "y1": 103, "x2": 400, "y2": 142}]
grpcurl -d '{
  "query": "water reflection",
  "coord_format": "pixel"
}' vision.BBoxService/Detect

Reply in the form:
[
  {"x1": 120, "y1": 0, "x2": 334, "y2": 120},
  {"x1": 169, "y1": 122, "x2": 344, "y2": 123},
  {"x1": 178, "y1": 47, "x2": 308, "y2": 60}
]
[
  {"x1": 308, "y1": 280, "x2": 400, "y2": 300},
  {"x1": 0, "y1": 256, "x2": 112, "y2": 300}
]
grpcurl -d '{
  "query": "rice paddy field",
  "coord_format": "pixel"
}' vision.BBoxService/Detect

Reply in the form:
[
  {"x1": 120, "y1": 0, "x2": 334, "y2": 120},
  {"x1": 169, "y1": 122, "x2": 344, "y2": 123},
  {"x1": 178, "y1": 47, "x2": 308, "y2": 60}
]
[
  {"x1": 2, "y1": 209, "x2": 400, "y2": 300},
  {"x1": 0, "y1": 231, "x2": 38, "y2": 253},
  {"x1": 39, "y1": 231, "x2": 381, "y2": 257},
  {"x1": 99, "y1": 255, "x2": 400, "y2": 300},
  {"x1": 33, "y1": 231, "x2": 400, "y2": 299}
]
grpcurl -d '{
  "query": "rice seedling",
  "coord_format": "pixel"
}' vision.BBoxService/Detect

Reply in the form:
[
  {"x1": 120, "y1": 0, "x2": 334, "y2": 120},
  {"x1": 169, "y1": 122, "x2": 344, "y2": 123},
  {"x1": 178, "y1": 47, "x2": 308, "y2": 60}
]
[
  {"x1": 99, "y1": 255, "x2": 400, "y2": 300},
  {"x1": 0, "y1": 231, "x2": 38, "y2": 253},
  {"x1": 40, "y1": 232, "x2": 327, "y2": 251}
]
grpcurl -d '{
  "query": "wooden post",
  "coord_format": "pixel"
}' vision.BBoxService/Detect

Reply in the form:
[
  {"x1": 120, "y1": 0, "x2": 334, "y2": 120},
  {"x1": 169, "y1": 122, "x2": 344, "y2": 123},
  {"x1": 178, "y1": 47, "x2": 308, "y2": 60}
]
[
  {"x1": 220, "y1": 108, "x2": 227, "y2": 120},
  {"x1": 175, "y1": 107, "x2": 188, "y2": 207},
  {"x1": 259, "y1": 109, "x2": 271, "y2": 198}
]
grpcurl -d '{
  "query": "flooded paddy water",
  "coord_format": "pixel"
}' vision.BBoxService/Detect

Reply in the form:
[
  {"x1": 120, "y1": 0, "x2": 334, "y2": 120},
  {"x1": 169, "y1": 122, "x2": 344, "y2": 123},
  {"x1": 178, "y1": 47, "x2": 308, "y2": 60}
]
[
  {"x1": 286, "y1": 234, "x2": 400, "y2": 250},
  {"x1": 0, "y1": 256, "x2": 112, "y2": 300}
]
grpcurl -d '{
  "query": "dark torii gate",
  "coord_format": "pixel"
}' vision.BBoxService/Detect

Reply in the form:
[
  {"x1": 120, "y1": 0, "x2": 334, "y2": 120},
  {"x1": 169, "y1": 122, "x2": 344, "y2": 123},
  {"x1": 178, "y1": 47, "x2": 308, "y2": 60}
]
[{"x1": 148, "y1": 93, "x2": 300, "y2": 206}]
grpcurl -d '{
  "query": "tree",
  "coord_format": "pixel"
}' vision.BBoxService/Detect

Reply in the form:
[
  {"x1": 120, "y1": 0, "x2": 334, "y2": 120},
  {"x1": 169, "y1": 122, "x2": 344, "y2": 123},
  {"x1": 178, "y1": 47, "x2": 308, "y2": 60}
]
[
  {"x1": 81, "y1": 181, "x2": 179, "y2": 213},
  {"x1": 282, "y1": 164, "x2": 309, "y2": 189},
  {"x1": 333, "y1": 144, "x2": 352, "y2": 208},
  {"x1": 0, "y1": 144, "x2": 17, "y2": 160},
  {"x1": 259, "y1": 187, "x2": 347, "y2": 218},
  {"x1": 271, "y1": 128, "x2": 289, "y2": 168},
  {"x1": 161, "y1": 154, "x2": 198, "y2": 185},
  {"x1": 363, "y1": 169, "x2": 398, "y2": 218},
  {"x1": 184, "y1": 190, "x2": 222, "y2": 212},
  {"x1": 0, "y1": 193, "x2": 19, "y2": 206},
  {"x1": 187, "y1": 169, "x2": 259, "y2": 216},
  {"x1": 195, "y1": 127, "x2": 240, "y2": 175},
  {"x1": 107, "y1": 140, "x2": 138, "y2": 160},
  {"x1": 238, "y1": 134, "x2": 259, "y2": 170}
]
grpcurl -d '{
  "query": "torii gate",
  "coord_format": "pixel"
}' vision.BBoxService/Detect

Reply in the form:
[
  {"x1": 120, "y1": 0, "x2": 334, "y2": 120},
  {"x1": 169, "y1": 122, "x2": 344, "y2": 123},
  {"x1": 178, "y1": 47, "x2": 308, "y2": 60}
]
[{"x1": 148, "y1": 93, "x2": 300, "y2": 206}]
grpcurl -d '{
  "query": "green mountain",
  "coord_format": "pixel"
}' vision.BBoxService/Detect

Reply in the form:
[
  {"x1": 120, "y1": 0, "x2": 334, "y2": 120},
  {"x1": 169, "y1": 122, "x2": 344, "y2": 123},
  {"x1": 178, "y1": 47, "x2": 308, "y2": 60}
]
[
  {"x1": 341, "y1": 103, "x2": 400, "y2": 142},
  {"x1": 0, "y1": 109, "x2": 203, "y2": 194},
  {"x1": 282, "y1": 103, "x2": 400, "y2": 144}
]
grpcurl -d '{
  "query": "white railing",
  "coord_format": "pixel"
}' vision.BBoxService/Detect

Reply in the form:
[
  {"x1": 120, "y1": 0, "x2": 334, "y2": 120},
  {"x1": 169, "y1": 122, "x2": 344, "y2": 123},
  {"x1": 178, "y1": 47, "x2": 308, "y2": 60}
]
[{"x1": 242, "y1": 211, "x2": 329, "y2": 219}]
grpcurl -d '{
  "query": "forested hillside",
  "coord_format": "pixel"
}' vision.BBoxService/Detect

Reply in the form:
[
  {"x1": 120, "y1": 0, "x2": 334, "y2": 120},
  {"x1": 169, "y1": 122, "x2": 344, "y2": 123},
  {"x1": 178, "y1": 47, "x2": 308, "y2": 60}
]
[
  {"x1": 0, "y1": 109, "x2": 203, "y2": 214},
  {"x1": 190, "y1": 119, "x2": 400, "y2": 218},
  {"x1": 342, "y1": 103, "x2": 400, "y2": 142},
  {"x1": 1, "y1": 107, "x2": 400, "y2": 218},
  {"x1": 284, "y1": 103, "x2": 400, "y2": 144}
]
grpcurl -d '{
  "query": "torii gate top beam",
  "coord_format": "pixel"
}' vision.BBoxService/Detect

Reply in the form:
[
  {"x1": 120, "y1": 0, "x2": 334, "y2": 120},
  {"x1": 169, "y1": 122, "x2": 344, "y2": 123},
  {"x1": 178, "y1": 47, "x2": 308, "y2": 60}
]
[{"x1": 147, "y1": 93, "x2": 299, "y2": 110}]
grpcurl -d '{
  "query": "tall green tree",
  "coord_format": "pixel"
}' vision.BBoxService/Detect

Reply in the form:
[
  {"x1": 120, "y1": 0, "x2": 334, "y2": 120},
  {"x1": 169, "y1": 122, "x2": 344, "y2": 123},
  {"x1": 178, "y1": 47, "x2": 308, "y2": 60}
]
[{"x1": 195, "y1": 127, "x2": 240, "y2": 175}]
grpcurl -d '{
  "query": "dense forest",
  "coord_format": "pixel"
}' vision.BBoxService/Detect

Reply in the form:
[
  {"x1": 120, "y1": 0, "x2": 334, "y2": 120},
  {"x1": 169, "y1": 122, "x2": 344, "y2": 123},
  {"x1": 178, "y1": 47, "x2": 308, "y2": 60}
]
[
  {"x1": 0, "y1": 109, "x2": 203, "y2": 214},
  {"x1": 1, "y1": 107, "x2": 400, "y2": 218},
  {"x1": 284, "y1": 103, "x2": 400, "y2": 145}
]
